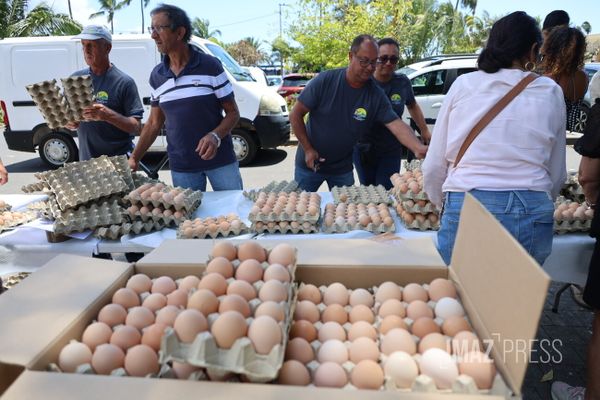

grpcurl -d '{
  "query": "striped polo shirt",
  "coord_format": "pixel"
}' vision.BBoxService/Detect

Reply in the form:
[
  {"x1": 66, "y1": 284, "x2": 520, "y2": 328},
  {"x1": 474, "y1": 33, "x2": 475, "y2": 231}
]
[{"x1": 149, "y1": 46, "x2": 236, "y2": 172}]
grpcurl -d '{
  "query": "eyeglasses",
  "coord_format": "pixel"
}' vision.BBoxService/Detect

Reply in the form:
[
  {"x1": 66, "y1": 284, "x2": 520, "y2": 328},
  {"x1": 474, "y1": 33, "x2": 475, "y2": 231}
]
[
  {"x1": 377, "y1": 56, "x2": 400, "y2": 65},
  {"x1": 355, "y1": 56, "x2": 377, "y2": 68},
  {"x1": 147, "y1": 25, "x2": 172, "y2": 34}
]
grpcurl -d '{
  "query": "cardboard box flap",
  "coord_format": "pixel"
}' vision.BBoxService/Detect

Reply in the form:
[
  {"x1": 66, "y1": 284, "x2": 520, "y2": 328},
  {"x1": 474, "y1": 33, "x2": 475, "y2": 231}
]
[
  {"x1": 136, "y1": 239, "x2": 215, "y2": 267},
  {"x1": 450, "y1": 194, "x2": 551, "y2": 396},
  {"x1": 0, "y1": 254, "x2": 132, "y2": 369},
  {"x1": 2, "y1": 370, "x2": 506, "y2": 400}
]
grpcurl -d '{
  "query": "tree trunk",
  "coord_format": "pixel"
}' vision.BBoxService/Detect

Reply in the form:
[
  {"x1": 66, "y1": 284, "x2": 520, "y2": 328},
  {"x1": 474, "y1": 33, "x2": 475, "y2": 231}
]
[
  {"x1": 68, "y1": 0, "x2": 73, "y2": 19},
  {"x1": 141, "y1": 0, "x2": 144, "y2": 34}
]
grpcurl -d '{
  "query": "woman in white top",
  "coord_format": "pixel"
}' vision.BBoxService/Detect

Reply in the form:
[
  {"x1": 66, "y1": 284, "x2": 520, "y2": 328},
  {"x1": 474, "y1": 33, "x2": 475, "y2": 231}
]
[{"x1": 422, "y1": 11, "x2": 567, "y2": 265}]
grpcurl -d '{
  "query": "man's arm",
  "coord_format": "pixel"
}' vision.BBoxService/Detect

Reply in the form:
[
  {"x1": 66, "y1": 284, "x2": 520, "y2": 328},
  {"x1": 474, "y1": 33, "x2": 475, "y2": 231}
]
[
  {"x1": 82, "y1": 103, "x2": 141, "y2": 134},
  {"x1": 385, "y1": 118, "x2": 428, "y2": 159},
  {"x1": 128, "y1": 106, "x2": 165, "y2": 171},
  {"x1": 290, "y1": 100, "x2": 323, "y2": 170},
  {"x1": 406, "y1": 102, "x2": 431, "y2": 143},
  {"x1": 0, "y1": 160, "x2": 8, "y2": 185},
  {"x1": 196, "y1": 98, "x2": 240, "y2": 161},
  {"x1": 579, "y1": 156, "x2": 600, "y2": 206}
]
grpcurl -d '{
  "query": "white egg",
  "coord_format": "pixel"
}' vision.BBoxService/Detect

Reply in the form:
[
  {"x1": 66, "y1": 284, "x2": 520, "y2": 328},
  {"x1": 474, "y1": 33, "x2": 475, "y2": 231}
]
[
  {"x1": 419, "y1": 348, "x2": 459, "y2": 389},
  {"x1": 434, "y1": 297, "x2": 465, "y2": 319}
]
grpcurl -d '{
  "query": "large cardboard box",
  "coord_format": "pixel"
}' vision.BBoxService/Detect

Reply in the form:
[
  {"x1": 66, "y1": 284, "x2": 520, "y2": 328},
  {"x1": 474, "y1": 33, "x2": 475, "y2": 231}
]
[{"x1": 0, "y1": 194, "x2": 550, "y2": 398}]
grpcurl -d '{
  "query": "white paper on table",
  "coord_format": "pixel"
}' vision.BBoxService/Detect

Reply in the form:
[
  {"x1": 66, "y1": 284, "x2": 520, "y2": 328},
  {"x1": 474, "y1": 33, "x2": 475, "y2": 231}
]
[
  {"x1": 19, "y1": 218, "x2": 92, "y2": 239},
  {"x1": 124, "y1": 228, "x2": 177, "y2": 248}
]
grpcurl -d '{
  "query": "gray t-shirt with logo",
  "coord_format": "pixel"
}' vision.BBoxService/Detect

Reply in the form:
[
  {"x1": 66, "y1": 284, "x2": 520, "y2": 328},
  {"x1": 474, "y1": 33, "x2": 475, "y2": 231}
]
[
  {"x1": 295, "y1": 68, "x2": 398, "y2": 175},
  {"x1": 72, "y1": 65, "x2": 143, "y2": 160}
]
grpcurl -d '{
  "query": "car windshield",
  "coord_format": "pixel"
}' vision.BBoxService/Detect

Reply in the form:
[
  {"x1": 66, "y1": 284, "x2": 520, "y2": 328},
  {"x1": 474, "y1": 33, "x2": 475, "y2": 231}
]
[
  {"x1": 206, "y1": 43, "x2": 253, "y2": 82},
  {"x1": 585, "y1": 66, "x2": 600, "y2": 81},
  {"x1": 396, "y1": 67, "x2": 417, "y2": 75},
  {"x1": 268, "y1": 77, "x2": 282, "y2": 85},
  {"x1": 283, "y1": 77, "x2": 311, "y2": 87}
]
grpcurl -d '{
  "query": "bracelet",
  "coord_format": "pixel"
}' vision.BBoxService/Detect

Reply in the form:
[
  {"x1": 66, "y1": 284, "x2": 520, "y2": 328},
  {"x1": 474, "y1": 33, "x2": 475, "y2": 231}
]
[
  {"x1": 585, "y1": 200, "x2": 596, "y2": 209},
  {"x1": 209, "y1": 131, "x2": 221, "y2": 148}
]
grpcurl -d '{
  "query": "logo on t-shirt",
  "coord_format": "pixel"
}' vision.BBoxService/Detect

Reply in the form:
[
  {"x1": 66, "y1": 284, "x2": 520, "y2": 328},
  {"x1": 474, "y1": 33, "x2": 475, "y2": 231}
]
[
  {"x1": 353, "y1": 107, "x2": 367, "y2": 121},
  {"x1": 96, "y1": 91, "x2": 109, "y2": 103},
  {"x1": 390, "y1": 93, "x2": 403, "y2": 105}
]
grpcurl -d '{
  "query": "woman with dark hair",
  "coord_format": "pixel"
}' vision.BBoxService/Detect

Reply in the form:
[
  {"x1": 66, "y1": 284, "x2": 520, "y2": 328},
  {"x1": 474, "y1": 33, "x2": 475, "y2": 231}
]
[
  {"x1": 422, "y1": 11, "x2": 566, "y2": 265},
  {"x1": 540, "y1": 26, "x2": 588, "y2": 132}
]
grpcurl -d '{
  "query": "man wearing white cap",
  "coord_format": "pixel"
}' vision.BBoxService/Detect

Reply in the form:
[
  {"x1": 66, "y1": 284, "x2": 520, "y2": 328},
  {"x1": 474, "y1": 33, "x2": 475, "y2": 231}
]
[{"x1": 69, "y1": 25, "x2": 143, "y2": 160}]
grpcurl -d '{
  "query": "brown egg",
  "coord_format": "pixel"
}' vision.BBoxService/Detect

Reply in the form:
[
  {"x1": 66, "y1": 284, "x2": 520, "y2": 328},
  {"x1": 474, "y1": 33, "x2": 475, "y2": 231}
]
[
  {"x1": 317, "y1": 339, "x2": 349, "y2": 364},
  {"x1": 349, "y1": 288, "x2": 374, "y2": 307},
  {"x1": 375, "y1": 281, "x2": 402, "y2": 303},
  {"x1": 166, "y1": 289, "x2": 188, "y2": 308},
  {"x1": 173, "y1": 309, "x2": 208, "y2": 343},
  {"x1": 198, "y1": 273, "x2": 228, "y2": 296},
  {"x1": 206, "y1": 257, "x2": 234, "y2": 278},
  {"x1": 379, "y1": 315, "x2": 409, "y2": 335},
  {"x1": 92, "y1": 343, "x2": 125, "y2": 375},
  {"x1": 236, "y1": 259, "x2": 264, "y2": 283},
  {"x1": 97, "y1": 303, "x2": 127, "y2": 327},
  {"x1": 406, "y1": 300, "x2": 434, "y2": 320},
  {"x1": 172, "y1": 361, "x2": 201, "y2": 380},
  {"x1": 226, "y1": 280, "x2": 257, "y2": 301},
  {"x1": 124, "y1": 344, "x2": 159, "y2": 377},
  {"x1": 380, "y1": 328, "x2": 416, "y2": 355},
  {"x1": 289, "y1": 320, "x2": 318, "y2": 342},
  {"x1": 349, "y1": 337, "x2": 380, "y2": 363},
  {"x1": 452, "y1": 331, "x2": 482, "y2": 356},
  {"x1": 263, "y1": 263, "x2": 291, "y2": 282},
  {"x1": 112, "y1": 287, "x2": 140, "y2": 309},
  {"x1": 237, "y1": 241, "x2": 267, "y2": 262},
  {"x1": 259, "y1": 280, "x2": 288, "y2": 302},
  {"x1": 211, "y1": 241, "x2": 237, "y2": 260},
  {"x1": 110, "y1": 325, "x2": 141, "y2": 351},
  {"x1": 402, "y1": 283, "x2": 429, "y2": 303},
  {"x1": 297, "y1": 284, "x2": 322, "y2": 304},
  {"x1": 278, "y1": 360, "x2": 311, "y2": 385},
  {"x1": 141, "y1": 322, "x2": 168, "y2": 352},
  {"x1": 458, "y1": 351, "x2": 497, "y2": 389},
  {"x1": 187, "y1": 289, "x2": 219, "y2": 316},
  {"x1": 151, "y1": 276, "x2": 177, "y2": 295},
  {"x1": 378, "y1": 299, "x2": 406, "y2": 318},
  {"x1": 142, "y1": 293, "x2": 167, "y2": 312},
  {"x1": 58, "y1": 341, "x2": 92, "y2": 372},
  {"x1": 351, "y1": 360, "x2": 384, "y2": 390},
  {"x1": 211, "y1": 311, "x2": 248, "y2": 349},
  {"x1": 319, "y1": 304, "x2": 346, "y2": 325},
  {"x1": 126, "y1": 274, "x2": 152, "y2": 294},
  {"x1": 442, "y1": 316, "x2": 472, "y2": 337},
  {"x1": 254, "y1": 301, "x2": 285, "y2": 322},
  {"x1": 82, "y1": 322, "x2": 112, "y2": 352},
  {"x1": 323, "y1": 282, "x2": 349, "y2": 306},
  {"x1": 313, "y1": 362, "x2": 348, "y2": 388},
  {"x1": 218, "y1": 294, "x2": 251, "y2": 317},
  {"x1": 294, "y1": 300, "x2": 320, "y2": 323},
  {"x1": 348, "y1": 321, "x2": 378, "y2": 342},
  {"x1": 319, "y1": 321, "x2": 347, "y2": 342},
  {"x1": 248, "y1": 315, "x2": 282, "y2": 355},
  {"x1": 419, "y1": 332, "x2": 450, "y2": 354},
  {"x1": 125, "y1": 306, "x2": 155, "y2": 330},
  {"x1": 428, "y1": 278, "x2": 457, "y2": 301},
  {"x1": 411, "y1": 317, "x2": 441, "y2": 339},
  {"x1": 268, "y1": 243, "x2": 296, "y2": 266},
  {"x1": 155, "y1": 305, "x2": 181, "y2": 327},
  {"x1": 349, "y1": 304, "x2": 375, "y2": 324}
]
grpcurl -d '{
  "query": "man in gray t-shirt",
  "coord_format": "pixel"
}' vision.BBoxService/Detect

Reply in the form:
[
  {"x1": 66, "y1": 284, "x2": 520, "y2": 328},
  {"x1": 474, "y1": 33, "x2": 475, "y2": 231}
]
[
  {"x1": 68, "y1": 25, "x2": 143, "y2": 161},
  {"x1": 291, "y1": 34, "x2": 427, "y2": 192}
]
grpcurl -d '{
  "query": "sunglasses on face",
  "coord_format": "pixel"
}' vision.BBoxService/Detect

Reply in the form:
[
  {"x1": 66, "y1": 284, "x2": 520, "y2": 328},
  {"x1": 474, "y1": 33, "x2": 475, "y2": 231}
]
[
  {"x1": 355, "y1": 56, "x2": 377, "y2": 68},
  {"x1": 377, "y1": 56, "x2": 400, "y2": 65}
]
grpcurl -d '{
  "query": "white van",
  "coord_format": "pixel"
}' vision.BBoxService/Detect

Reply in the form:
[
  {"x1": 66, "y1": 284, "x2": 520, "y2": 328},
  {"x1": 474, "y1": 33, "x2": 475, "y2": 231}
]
[{"x1": 0, "y1": 34, "x2": 290, "y2": 167}]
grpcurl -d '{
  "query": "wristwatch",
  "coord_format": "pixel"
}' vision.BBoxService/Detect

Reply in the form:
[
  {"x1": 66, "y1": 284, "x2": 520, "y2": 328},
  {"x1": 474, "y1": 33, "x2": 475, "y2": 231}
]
[{"x1": 209, "y1": 131, "x2": 221, "y2": 148}]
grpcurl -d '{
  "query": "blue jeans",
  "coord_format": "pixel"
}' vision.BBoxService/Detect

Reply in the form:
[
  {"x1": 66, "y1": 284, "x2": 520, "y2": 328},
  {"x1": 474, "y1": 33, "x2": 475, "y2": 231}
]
[
  {"x1": 438, "y1": 190, "x2": 554, "y2": 266},
  {"x1": 294, "y1": 167, "x2": 354, "y2": 192},
  {"x1": 171, "y1": 161, "x2": 243, "y2": 191},
  {"x1": 352, "y1": 147, "x2": 401, "y2": 190}
]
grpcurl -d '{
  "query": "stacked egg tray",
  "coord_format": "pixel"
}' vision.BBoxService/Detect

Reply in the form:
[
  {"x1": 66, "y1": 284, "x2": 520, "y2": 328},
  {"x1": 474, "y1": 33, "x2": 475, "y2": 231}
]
[
  {"x1": 243, "y1": 180, "x2": 299, "y2": 201},
  {"x1": 61, "y1": 75, "x2": 95, "y2": 121},
  {"x1": 0, "y1": 200, "x2": 11, "y2": 212},
  {"x1": 125, "y1": 184, "x2": 201, "y2": 227},
  {"x1": 26, "y1": 79, "x2": 74, "y2": 129},
  {"x1": 109, "y1": 155, "x2": 136, "y2": 192},
  {"x1": 160, "y1": 242, "x2": 298, "y2": 382},
  {"x1": 280, "y1": 280, "x2": 504, "y2": 394},
  {"x1": 321, "y1": 202, "x2": 395, "y2": 234},
  {"x1": 331, "y1": 185, "x2": 392, "y2": 205},
  {"x1": 94, "y1": 220, "x2": 166, "y2": 240},
  {"x1": 560, "y1": 172, "x2": 585, "y2": 203},
  {"x1": 52, "y1": 199, "x2": 126, "y2": 234},
  {"x1": 21, "y1": 180, "x2": 50, "y2": 193},
  {"x1": 390, "y1": 169, "x2": 439, "y2": 231},
  {"x1": 177, "y1": 214, "x2": 249, "y2": 239},
  {"x1": 554, "y1": 197, "x2": 594, "y2": 234},
  {"x1": 249, "y1": 191, "x2": 321, "y2": 234},
  {"x1": 0, "y1": 210, "x2": 40, "y2": 233}
]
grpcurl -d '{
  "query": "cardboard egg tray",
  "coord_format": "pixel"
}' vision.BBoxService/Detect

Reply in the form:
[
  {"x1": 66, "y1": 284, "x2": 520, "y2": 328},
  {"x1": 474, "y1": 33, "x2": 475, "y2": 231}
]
[
  {"x1": 321, "y1": 203, "x2": 395, "y2": 234},
  {"x1": 48, "y1": 358, "x2": 175, "y2": 379},
  {"x1": 331, "y1": 185, "x2": 392, "y2": 205},
  {"x1": 395, "y1": 204, "x2": 440, "y2": 231},
  {"x1": 0, "y1": 200, "x2": 11, "y2": 212},
  {"x1": 128, "y1": 205, "x2": 188, "y2": 227},
  {"x1": 131, "y1": 172, "x2": 164, "y2": 188},
  {"x1": 0, "y1": 210, "x2": 40, "y2": 233},
  {"x1": 251, "y1": 221, "x2": 320, "y2": 234},
  {"x1": 26, "y1": 79, "x2": 74, "y2": 129},
  {"x1": 21, "y1": 181, "x2": 50, "y2": 193},
  {"x1": 243, "y1": 180, "x2": 299, "y2": 201},
  {"x1": 109, "y1": 155, "x2": 136, "y2": 192},
  {"x1": 94, "y1": 220, "x2": 166, "y2": 240},
  {"x1": 177, "y1": 215, "x2": 250, "y2": 239},
  {"x1": 52, "y1": 199, "x2": 126, "y2": 234},
  {"x1": 248, "y1": 192, "x2": 321, "y2": 224},
  {"x1": 554, "y1": 220, "x2": 592, "y2": 234},
  {"x1": 126, "y1": 185, "x2": 202, "y2": 214},
  {"x1": 160, "y1": 247, "x2": 297, "y2": 382},
  {"x1": 61, "y1": 75, "x2": 94, "y2": 121},
  {"x1": 399, "y1": 200, "x2": 437, "y2": 214}
]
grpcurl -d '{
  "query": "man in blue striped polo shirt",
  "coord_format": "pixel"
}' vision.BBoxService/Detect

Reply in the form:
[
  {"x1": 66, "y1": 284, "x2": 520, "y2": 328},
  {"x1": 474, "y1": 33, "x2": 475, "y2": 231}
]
[{"x1": 129, "y1": 4, "x2": 243, "y2": 191}]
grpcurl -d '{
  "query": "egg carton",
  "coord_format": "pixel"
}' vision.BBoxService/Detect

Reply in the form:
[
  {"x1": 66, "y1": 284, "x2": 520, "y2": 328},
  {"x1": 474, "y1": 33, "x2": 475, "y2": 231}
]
[
  {"x1": 554, "y1": 219, "x2": 591, "y2": 234},
  {"x1": 94, "y1": 220, "x2": 166, "y2": 240},
  {"x1": 403, "y1": 159, "x2": 424, "y2": 172},
  {"x1": 248, "y1": 192, "x2": 321, "y2": 223},
  {"x1": 21, "y1": 180, "x2": 50, "y2": 193},
  {"x1": 560, "y1": 184, "x2": 585, "y2": 203},
  {"x1": 61, "y1": 75, "x2": 94, "y2": 121},
  {"x1": 131, "y1": 172, "x2": 165, "y2": 188},
  {"x1": 321, "y1": 203, "x2": 395, "y2": 234},
  {"x1": 47, "y1": 194, "x2": 123, "y2": 221},
  {"x1": 243, "y1": 180, "x2": 299, "y2": 201},
  {"x1": 390, "y1": 186, "x2": 429, "y2": 202},
  {"x1": 177, "y1": 216, "x2": 250, "y2": 239},
  {"x1": 399, "y1": 200, "x2": 437, "y2": 215},
  {"x1": 126, "y1": 185, "x2": 203, "y2": 213},
  {"x1": 26, "y1": 79, "x2": 74, "y2": 129},
  {"x1": 109, "y1": 155, "x2": 136, "y2": 192},
  {"x1": 0, "y1": 210, "x2": 40, "y2": 233},
  {"x1": 48, "y1": 353, "x2": 174, "y2": 378},
  {"x1": 52, "y1": 199, "x2": 126, "y2": 234},
  {"x1": 128, "y1": 205, "x2": 188, "y2": 227},
  {"x1": 251, "y1": 221, "x2": 319, "y2": 234},
  {"x1": 396, "y1": 205, "x2": 440, "y2": 231},
  {"x1": 331, "y1": 185, "x2": 392, "y2": 205}
]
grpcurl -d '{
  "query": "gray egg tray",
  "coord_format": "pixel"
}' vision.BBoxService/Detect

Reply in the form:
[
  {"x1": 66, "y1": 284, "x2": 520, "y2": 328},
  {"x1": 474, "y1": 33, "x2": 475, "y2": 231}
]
[
  {"x1": 52, "y1": 199, "x2": 126, "y2": 234},
  {"x1": 26, "y1": 79, "x2": 74, "y2": 129},
  {"x1": 21, "y1": 181, "x2": 50, "y2": 193},
  {"x1": 109, "y1": 155, "x2": 135, "y2": 192},
  {"x1": 403, "y1": 159, "x2": 424, "y2": 172},
  {"x1": 94, "y1": 220, "x2": 166, "y2": 240},
  {"x1": 400, "y1": 200, "x2": 437, "y2": 214},
  {"x1": 243, "y1": 180, "x2": 299, "y2": 201},
  {"x1": 321, "y1": 203, "x2": 395, "y2": 234},
  {"x1": 390, "y1": 185, "x2": 429, "y2": 202},
  {"x1": 251, "y1": 221, "x2": 319, "y2": 234},
  {"x1": 331, "y1": 185, "x2": 392, "y2": 205},
  {"x1": 132, "y1": 172, "x2": 165, "y2": 188},
  {"x1": 177, "y1": 216, "x2": 250, "y2": 239},
  {"x1": 554, "y1": 219, "x2": 591, "y2": 234},
  {"x1": 248, "y1": 192, "x2": 321, "y2": 224},
  {"x1": 126, "y1": 185, "x2": 202, "y2": 213},
  {"x1": 128, "y1": 206, "x2": 188, "y2": 227},
  {"x1": 61, "y1": 75, "x2": 94, "y2": 121}
]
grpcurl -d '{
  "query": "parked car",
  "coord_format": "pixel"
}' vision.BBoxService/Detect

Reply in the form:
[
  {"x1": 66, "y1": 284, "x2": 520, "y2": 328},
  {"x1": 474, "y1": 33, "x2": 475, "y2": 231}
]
[
  {"x1": 278, "y1": 73, "x2": 315, "y2": 99},
  {"x1": 576, "y1": 62, "x2": 600, "y2": 132},
  {"x1": 266, "y1": 75, "x2": 282, "y2": 87}
]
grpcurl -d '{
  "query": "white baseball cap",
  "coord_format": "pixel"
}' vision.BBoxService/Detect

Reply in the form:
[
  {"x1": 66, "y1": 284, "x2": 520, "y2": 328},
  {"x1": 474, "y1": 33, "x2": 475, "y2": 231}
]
[{"x1": 74, "y1": 25, "x2": 112, "y2": 43}]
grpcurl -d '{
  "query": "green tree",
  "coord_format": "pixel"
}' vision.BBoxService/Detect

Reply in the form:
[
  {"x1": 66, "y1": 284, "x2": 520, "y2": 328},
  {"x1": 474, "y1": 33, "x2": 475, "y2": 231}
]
[
  {"x1": 90, "y1": 0, "x2": 132, "y2": 34},
  {"x1": 191, "y1": 17, "x2": 221, "y2": 40},
  {"x1": 581, "y1": 21, "x2": 592, "y2": 35},
  {"x1": 8, "y1": 3, "x2": 82, "y2": 36},
  {"x1": 0, "y1": 0, "x2": 26, "y2": 38},
  {"x1": 226, "y1": 39, "x2": 267, "y2": 66}
]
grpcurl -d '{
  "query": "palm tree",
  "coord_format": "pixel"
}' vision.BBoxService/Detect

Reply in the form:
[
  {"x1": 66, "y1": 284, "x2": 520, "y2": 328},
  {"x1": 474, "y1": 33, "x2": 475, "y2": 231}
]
[
  {"x1": 242, "y1": 36, "x2": 263, "y2": 52},
  {"x1": 191, "y1": 17, "x2": 221, "y2": 39},
  {"x1": 90, "y1": 0, "x2": 132, "y2": 34},
  {"x1": 140, "y1": 0, "x2": 150, "y2": 34},
  {"x1": 8, "y1": 3, "x2": 81, "y2": 36},
  {"x1": 67, "y1": 0, "x2": 72, "y2": 18},
  {"x1": 0, "y1": 0, "x2": 27, "y2": 38},
  {"x1": 454, "y1": 0, "x2": 477, "y2": 14},
  {"x1": 581, "y1": 21, "x2": 592, "y2": 35}
]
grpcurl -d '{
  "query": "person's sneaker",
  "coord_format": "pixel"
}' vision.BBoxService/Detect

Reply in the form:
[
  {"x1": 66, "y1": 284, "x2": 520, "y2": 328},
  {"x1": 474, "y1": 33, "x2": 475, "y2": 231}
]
[
  {"x1": 570, "y1": 284, "x2": 592, "y2": 310},
  {"x1": 551, "y1": 381, "x2": 586, "y2": 400}
]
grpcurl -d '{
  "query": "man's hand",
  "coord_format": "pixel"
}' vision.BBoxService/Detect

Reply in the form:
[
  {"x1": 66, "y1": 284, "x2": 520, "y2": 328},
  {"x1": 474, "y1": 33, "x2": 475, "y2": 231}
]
[
  {"x1": 65, "y1": 121, "x2": 80, "y2": 130},
  {"x1": 196, "y1": 133, "x2": 219, "y2": 160},
  {"x1": 128, "y1": 155, "x2": 138, "y2": 172},
  {"x1": 0, "y1": 163, "x2": 8, "y2": 185},
  {"x1": 413, "y1": 143, "x2": 428, "y2": 159},
  {"x1": 420, "y1": 128, "x2": 432, "y2": 145},
  {"x1": 82, "y1": 103, "x2": 113, "y2": 122},
  {"x1": 304, "y1": 148, "x2": 325, "y2": 172}
]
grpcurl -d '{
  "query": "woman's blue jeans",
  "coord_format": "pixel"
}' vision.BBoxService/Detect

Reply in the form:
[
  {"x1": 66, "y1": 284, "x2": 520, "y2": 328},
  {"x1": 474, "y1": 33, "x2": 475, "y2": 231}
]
[{"x1": 437, "y1": 190, "x2": 554, "y2": 266}]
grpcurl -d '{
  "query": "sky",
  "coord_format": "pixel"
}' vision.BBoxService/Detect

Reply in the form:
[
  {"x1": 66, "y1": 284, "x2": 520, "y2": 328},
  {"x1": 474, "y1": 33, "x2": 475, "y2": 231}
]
[{"x1": 31, "y1": 0, "x2": 599, "y2": 45}]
